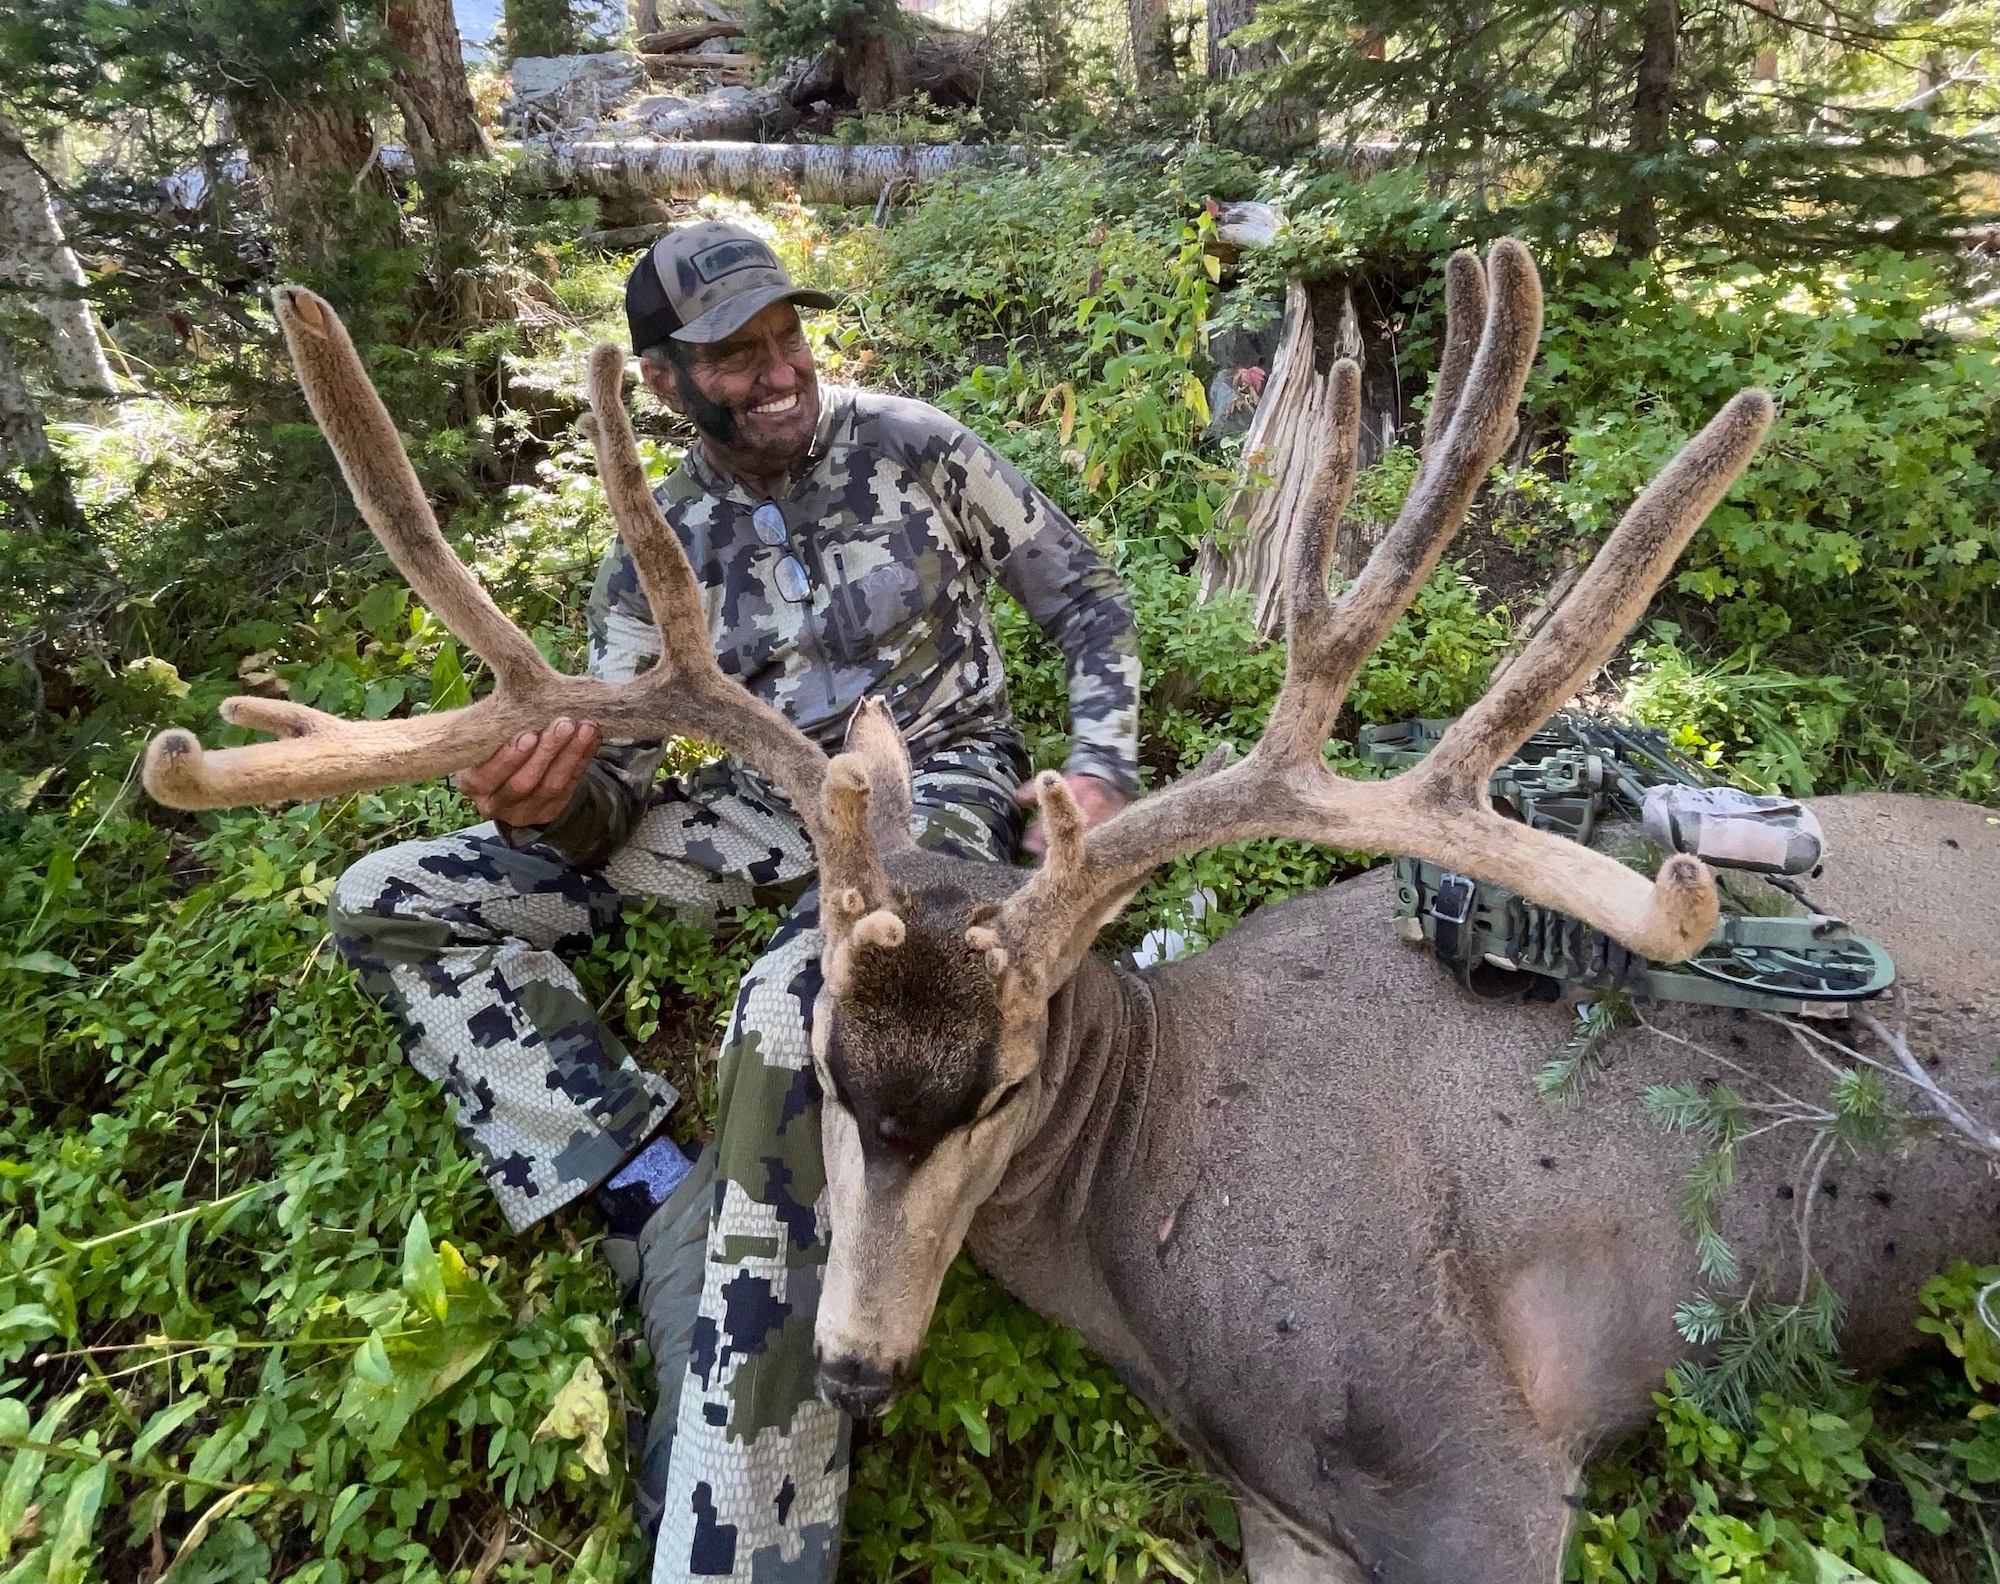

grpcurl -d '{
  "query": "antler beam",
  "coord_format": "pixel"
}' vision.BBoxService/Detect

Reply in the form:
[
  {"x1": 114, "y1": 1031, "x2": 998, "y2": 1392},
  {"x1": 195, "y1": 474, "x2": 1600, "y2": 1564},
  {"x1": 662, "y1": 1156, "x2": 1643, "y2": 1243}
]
[{"x1": 994, "y1": 241, "x2": 1774, "y2": 991}]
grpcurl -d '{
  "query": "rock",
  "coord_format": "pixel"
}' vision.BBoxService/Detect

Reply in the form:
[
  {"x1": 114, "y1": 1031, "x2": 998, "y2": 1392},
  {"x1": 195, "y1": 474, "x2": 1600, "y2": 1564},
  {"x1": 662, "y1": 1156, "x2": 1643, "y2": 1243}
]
[
  {"x1": 695, "y1": 34, "x2": 749, "y2": 52},
  {"x1": 504, "y1": 51, "x2": 647, "y2": 132}
]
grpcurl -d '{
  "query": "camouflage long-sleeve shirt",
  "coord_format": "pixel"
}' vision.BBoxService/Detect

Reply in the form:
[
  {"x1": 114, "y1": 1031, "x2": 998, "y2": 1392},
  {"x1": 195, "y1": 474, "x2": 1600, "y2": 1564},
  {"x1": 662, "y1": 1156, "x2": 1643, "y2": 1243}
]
[{"x1": 529, "y1": 386, "x2": 1141, "y2": 867}]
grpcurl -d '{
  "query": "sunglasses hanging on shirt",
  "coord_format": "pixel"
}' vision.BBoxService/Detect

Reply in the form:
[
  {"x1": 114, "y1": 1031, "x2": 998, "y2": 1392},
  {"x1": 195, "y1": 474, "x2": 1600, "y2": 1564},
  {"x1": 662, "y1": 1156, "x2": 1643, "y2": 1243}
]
[{"x1": 752, "y1": 500, "x2": 813, "y2": 604}]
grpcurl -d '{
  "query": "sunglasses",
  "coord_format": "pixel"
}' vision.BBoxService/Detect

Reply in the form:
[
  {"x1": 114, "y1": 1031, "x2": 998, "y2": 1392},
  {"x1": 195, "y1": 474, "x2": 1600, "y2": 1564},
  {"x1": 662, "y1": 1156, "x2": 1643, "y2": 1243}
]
[{"x1": 752, "y1": 501, "x2": 812, "y2": 604}]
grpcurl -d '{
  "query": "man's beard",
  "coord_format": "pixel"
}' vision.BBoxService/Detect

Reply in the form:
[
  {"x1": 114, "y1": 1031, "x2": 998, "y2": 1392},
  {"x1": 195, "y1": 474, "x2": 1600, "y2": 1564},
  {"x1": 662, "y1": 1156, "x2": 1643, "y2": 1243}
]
[{"x1": 683, "y1": 383, "x2": 739, "y2": 444}]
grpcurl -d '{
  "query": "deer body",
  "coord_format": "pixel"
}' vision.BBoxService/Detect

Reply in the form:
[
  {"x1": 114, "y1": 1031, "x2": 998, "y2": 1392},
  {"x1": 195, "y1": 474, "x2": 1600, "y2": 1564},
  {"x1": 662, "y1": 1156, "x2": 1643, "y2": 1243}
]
[{"x1": 960, "y1": 792, "x2": 2000, "y2": 1582}]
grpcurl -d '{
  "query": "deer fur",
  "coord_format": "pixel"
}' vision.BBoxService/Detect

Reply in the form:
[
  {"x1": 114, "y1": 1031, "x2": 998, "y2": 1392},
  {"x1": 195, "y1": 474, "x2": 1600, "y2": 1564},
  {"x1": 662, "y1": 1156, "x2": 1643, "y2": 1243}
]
[{"x1": 135, "y1": 246, "x2": 1998, "y2": 1581}]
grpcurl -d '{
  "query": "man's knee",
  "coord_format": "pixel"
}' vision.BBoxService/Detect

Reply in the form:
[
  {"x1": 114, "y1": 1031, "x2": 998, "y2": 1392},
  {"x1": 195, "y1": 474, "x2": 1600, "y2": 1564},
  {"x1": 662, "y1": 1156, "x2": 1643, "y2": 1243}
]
[{"x1": 327, "y1": 838, "x2": 473, "y2": 981}]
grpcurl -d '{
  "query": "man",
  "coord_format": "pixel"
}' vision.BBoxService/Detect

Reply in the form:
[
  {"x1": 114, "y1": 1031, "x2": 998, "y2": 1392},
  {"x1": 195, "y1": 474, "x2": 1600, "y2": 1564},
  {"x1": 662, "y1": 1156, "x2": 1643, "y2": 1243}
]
[{"x1": 329, "y1": 219, "x2": 1141, "y2": 1583}]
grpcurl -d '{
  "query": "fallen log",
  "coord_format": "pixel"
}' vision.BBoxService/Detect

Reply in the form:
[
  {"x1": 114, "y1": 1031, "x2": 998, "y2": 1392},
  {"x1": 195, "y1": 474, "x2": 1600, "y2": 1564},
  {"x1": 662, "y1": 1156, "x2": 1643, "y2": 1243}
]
[
  {"x1": 636, "y1": 20, "x2": 740, "y2": 51},
  {"x1": 642, "y1": 51, "x2": 758, "y2": 72},
  {"x1": 542, "y1": 139, "x2": 1005, "y2": 205}
]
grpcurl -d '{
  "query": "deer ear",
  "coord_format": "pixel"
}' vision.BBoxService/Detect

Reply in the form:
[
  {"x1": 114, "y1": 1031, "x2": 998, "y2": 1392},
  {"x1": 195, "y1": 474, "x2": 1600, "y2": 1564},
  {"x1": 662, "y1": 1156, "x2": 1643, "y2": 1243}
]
[{"x1": 841, "y1": 697, "x2": 915, "y2": 855}]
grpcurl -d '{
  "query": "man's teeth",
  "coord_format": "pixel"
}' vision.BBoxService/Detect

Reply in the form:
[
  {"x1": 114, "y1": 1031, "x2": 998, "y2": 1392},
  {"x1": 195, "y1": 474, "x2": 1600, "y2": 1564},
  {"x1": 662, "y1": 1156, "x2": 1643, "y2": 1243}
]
[{"x1": 750, "y1": 393, "x2": 799, "y2": 415}]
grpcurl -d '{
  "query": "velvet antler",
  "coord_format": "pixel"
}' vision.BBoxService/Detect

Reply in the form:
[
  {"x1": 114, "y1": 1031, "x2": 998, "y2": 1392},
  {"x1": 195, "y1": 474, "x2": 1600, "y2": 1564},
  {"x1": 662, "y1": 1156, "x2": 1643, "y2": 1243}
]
[{"x1": 987, "y1": 239, "x2": 1773, "y2": 996}]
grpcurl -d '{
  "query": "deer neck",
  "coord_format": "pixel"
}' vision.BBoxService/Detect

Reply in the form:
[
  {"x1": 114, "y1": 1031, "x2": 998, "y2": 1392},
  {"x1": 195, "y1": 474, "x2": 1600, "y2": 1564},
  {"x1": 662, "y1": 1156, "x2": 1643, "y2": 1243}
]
[{"x1": 983, "y1": 952, "x2": 1159, "y2": 1232}]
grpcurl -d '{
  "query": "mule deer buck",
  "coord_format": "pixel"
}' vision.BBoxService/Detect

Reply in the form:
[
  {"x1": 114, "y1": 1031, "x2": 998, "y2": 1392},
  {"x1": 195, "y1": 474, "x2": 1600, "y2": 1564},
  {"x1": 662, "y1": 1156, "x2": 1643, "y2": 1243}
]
[{"x1": 145, "y1": 242, "x2": 2000, "y2": 1583}]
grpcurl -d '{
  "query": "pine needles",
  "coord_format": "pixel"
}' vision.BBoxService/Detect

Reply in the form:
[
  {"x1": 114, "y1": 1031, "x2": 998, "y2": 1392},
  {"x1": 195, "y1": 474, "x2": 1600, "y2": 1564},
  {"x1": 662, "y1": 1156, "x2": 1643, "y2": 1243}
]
[{"x1": 1535, "y1": 993, "x2": 1635, "y2": 1109}]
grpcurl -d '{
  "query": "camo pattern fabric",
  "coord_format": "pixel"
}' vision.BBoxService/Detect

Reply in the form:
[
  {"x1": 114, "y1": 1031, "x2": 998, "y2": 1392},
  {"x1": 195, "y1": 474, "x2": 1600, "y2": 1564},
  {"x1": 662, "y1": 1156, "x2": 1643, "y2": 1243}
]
[
  {"x1": 328, "y1": 743, "x2": 1022, "y2": 1233},
  {"x1": 530, "y1": 385, "x2": 1141, "y2": 869},
  {"x1": 652, "y1": 766, "x2": 1016, "y2": 1584}
]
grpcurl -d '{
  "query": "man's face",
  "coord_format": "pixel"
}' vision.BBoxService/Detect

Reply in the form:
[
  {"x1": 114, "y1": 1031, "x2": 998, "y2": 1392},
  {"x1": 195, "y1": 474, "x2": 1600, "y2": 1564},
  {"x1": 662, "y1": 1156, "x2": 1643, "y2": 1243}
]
[{"x1": 646, "y1": 301, "x2": 821, "y2": 473}]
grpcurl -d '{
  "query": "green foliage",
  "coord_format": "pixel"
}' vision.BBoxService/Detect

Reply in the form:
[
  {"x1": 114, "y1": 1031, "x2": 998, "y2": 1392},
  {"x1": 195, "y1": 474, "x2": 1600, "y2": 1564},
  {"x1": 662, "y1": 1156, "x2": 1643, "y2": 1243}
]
[
  {"x1": 847, "y1": 1263, "x2": 1240, "y2": 1583},
  {"x1": 1235, "y1": 0, "x2": 1994, "y2": 259},
  {"x1": 1572, "y1": 1265, "x2": 2000, "y2": 1582}
]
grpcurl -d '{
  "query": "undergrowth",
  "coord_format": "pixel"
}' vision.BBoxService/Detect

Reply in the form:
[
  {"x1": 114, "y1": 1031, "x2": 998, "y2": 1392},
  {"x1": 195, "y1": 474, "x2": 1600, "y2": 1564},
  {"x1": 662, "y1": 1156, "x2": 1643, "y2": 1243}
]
[{"x1": 2, "y1": 162, "x2": 1995, "y2": 1582}]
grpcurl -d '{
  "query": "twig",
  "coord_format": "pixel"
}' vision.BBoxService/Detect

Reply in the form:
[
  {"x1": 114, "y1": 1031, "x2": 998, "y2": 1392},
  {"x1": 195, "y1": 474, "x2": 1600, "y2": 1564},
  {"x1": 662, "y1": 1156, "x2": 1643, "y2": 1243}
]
[
  {"x1": 1636, "y1": 1013, "x2": 1817, "y2": 1112},
  {"x1": 1858, "y1": 1011, "x2": 2000, "y2": 1156},
  {"x1": 1795, "y1": 1132, "x2": 1835, "y2": 1308}
]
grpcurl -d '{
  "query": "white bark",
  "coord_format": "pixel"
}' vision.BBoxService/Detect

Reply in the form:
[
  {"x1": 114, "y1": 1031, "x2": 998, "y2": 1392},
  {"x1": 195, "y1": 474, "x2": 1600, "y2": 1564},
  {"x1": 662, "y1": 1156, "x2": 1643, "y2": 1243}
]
[
  {"x1": 0, "y1": 132, "x2": 116, "y2": 396},
  {"x1": 544, "y1": 138, "x2": 1005, "y2": 205}
]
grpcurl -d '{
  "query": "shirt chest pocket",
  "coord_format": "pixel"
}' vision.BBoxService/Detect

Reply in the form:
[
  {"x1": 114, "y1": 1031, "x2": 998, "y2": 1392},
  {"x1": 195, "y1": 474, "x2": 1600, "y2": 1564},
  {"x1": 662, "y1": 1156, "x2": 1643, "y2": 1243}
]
[{"x1": 823, "y1": 539, "x2": 936, "y2": 664}]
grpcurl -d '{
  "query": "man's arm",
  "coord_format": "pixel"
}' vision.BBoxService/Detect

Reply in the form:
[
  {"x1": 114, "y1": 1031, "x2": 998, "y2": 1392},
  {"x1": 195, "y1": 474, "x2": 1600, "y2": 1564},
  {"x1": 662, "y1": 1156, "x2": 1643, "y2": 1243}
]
[
  {"x1": 486, "y1": 542, "x2": 666, "y2": 866},
  {"x1": 927, "y1": 421, "x2": 1142, "y2": 801}
]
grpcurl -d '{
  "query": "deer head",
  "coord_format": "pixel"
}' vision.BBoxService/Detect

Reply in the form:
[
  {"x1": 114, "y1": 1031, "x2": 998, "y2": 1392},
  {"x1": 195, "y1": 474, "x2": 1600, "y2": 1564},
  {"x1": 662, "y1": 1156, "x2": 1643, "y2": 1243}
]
[{"x1": 140, "y1": 242, "x2": 1772, "y2": 1418}]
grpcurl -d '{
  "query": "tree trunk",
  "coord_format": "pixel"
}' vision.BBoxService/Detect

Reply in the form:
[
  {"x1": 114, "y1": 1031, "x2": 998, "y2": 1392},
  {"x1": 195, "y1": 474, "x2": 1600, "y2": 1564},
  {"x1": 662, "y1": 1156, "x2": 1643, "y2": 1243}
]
[
  {"x1": 1616, "y1": 0, "x2": 1677, "y2": 258},
  {"x1": 386, "y1": 0, "x2": 489, "y2": 164},
  {"x1": 544, "y1": 138, "x2": 997, "y2": 204},
  {"x1": 232, "y1": 94, "x2": 400, "y2": 272},
  {"x1": 0, "y1": 327, "x2": 83, "y2": 536},
  {"x1": 1196, "y1": 282, "x2": 1327, "y2": 633},
  {"x1": 1129, "y1": 0, "x2": 1172, "y2": 86},
  {"x1": 1206, "y1": 0, "x2": 1272, "y2": 80},
  {"x1": 0, "y1": 125, "x2": 116, "y2": 396}
]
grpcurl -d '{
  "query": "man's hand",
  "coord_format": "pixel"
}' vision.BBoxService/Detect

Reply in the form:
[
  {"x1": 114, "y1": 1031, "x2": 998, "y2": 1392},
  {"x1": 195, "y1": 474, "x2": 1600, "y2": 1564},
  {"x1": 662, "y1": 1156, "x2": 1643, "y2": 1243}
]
[
  {"x1": 1013, "y1": 772, "x2": 1130, "y2": 859},
  {"x1": 456, "y1": 718, "x2": 602, "y2": 829}
]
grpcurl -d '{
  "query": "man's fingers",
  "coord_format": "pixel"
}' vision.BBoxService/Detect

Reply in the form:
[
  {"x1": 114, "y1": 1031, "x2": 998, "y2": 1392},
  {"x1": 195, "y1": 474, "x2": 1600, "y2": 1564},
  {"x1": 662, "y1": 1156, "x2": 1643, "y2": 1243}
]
[
  {"x1": 459, "y1": 731, "x2": 538, "y2": 799},
  {"x1": 1012, "y1": 779, "x2": 1042, "y2": 806},
  {"x1": 504, "y1": 719, "x2": 573, "y2": 798},
  {"x1": 545, "y1": 722, "x2": 601, "y2": 796}
]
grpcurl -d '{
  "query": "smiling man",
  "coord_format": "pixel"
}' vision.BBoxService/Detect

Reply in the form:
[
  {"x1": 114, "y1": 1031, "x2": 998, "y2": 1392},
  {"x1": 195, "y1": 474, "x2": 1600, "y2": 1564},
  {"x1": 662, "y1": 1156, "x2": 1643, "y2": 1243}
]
[{"x1": 328, "y1": 219, "x2": 1141, "y2": 1584}]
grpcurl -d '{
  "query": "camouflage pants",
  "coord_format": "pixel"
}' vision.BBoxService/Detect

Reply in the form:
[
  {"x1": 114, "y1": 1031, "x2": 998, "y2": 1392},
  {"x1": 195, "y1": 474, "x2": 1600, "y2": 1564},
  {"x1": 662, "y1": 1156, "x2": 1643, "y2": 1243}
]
[{"x1": 328, "y1": 743, "x2": 1021, "y2": 1583}]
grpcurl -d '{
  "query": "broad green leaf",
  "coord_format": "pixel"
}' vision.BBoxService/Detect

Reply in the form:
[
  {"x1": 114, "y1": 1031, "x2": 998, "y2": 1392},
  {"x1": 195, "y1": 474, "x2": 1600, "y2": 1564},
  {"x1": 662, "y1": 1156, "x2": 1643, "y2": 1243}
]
[
  {"x1": 323, "y1": 1483, "x2": 373, "y2": 1556},
  {"x1": 130, "y1": 1393, "x2": 210, "y2": 1463},
  {"x1": 1, "y1": 954, "x2": 78, "y2": 978},
  {"x1": 401, "y1": 1214, "x2": 446, "y2": 1322},
  {"x1": 0, "y1": 1391, "x2": 80, "y2": 1555},
  {"x1": 44, "y1": 1461, "x2": 107, "y2": 1584}
]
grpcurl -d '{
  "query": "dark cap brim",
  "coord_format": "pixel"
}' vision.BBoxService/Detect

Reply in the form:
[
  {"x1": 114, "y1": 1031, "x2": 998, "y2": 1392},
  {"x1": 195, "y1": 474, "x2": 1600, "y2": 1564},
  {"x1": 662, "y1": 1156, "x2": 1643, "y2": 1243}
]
[{"x1": 671, "y1": 284, "x2": 842, "y2": 343}]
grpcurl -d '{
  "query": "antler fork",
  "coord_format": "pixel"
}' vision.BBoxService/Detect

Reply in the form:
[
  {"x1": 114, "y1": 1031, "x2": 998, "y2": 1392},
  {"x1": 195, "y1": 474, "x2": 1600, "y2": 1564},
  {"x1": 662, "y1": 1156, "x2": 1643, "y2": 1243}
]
[{"x1": 990, "y1": 239, "x2": 1774, "y2": 994}]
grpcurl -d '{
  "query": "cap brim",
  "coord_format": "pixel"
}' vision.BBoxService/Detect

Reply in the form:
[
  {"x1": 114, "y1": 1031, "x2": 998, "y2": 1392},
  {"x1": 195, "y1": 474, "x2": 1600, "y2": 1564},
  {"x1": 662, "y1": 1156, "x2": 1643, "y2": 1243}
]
[{"x1": 671, "y1": 284, "x2": 842, "y2": 344}]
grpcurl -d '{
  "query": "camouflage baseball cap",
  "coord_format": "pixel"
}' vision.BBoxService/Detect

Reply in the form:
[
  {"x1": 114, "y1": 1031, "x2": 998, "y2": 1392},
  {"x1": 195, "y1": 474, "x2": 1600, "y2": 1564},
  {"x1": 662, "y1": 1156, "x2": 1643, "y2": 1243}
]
[{"x1": 625, "y1": 220, "x2": 839, "y2": 350}]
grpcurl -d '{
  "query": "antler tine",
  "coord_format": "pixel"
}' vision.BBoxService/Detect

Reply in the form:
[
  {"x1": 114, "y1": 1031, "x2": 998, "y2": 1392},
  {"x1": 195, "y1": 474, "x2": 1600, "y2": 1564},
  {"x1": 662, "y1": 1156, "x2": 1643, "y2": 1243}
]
[
  {"x1": 1259, "y1": 241, "x2": 1540, "y2": 767},
  {"x1": 272, "y1": 288, "x2": 549, "y2": 692},
  {"x1": 578, "y1": 344, "x2": 831, "y2": 827},
  {"x1": 1258, "y1": 358, "x2": 1363, "y2": 765},
  {"x1": 1418, "y1": 250, "x2": 1488, "y2": 467},
  {"x1": 821, "y1": 757, "x2": 896, "y2": 934},
  {"x1": 1418, "y1": 389, "x2": 1776, "y2": 802},
  {"x1": 142, "y1": 302, "x2": 837, "y2": 815}
]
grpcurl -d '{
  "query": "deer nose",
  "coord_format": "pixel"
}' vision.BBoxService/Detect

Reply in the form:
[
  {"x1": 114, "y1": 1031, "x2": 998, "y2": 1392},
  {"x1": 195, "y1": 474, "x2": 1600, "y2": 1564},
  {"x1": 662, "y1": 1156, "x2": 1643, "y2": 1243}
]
[{"x1": 816, "y1": 1354, "x2": 901, "y2": 1418}]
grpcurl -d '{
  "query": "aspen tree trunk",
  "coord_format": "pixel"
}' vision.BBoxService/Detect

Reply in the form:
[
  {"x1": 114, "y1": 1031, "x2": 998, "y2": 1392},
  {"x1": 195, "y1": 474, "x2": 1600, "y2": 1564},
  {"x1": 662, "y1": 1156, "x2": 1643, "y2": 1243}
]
[
  {"x1": 0, "y1": 327, "x2": 83, "y2": 536},
  {"x1": 0, "y1": 125, "x2": 116, "y2": 396},
  {"x1": 544, "y1": 139, "x2": 995, "y2": 204},
  {"x1": 386, "y1": 0, "x2": 489, "y2": 163}
]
